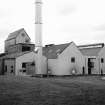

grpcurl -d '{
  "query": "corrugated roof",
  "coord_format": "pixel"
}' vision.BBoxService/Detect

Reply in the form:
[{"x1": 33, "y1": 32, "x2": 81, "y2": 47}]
[
  {"x1": 79, "y1": 47, "x2": 102, "y2": 56},
  {"x1": 78, "y1": 43, "x2": 104, "y2": 48},
  {"x1": 43, "y1": 42, "x2": 72, "y2": 59},
  {"x1": 6, "y1": 28, "x2": 24, "y2": 41}
]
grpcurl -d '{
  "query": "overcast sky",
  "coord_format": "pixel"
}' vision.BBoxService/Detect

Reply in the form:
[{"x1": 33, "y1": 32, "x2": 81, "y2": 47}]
[{"x1": 0, "y1": 0, "x2": 105, "y2": 52}]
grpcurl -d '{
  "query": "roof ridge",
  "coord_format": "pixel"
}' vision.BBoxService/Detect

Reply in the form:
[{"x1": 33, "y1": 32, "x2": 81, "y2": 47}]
[
  {"x1": 78, "y1": 43, "x2": 104, "y2": 48},
  {"x1": 6, "y1": 28, "x2": 25, "y2": 41},
  {"x1": 10, "y1": 28, "x2": 24, "y2": 34}
]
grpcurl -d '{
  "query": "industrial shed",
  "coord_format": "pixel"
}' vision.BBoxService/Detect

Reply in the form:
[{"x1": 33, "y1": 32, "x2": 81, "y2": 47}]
[
  {"x1": 2, "y1": 51, "x2": 47, "y2": 76},
  {"x1": 43, "y1": 42, "x2": 85, "y2": 75},
  {"x1": 78, "y1": 43, "x2": 104, "y2": 75}
]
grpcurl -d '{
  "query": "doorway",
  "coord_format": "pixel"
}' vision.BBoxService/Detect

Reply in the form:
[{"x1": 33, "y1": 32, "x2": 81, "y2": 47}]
[{"x1": 88, "y1": 58, "x2": 95, "y2": 75}]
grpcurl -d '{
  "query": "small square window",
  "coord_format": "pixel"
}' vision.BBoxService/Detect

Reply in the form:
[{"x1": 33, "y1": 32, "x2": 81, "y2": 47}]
[
  {"x1": 101, "y1": 58, "x2": 104, "y2": 63},
  {"x1": 22, "y1": 63, "x2": 26, "y2": 68},
  {"x1": 71, "y1": 57, "x2": 75, "y2": 63},
  {"x1": 11, "y1": 66, "x2": 13, "y2": 68},
  {"x1": 11, "y1": 70, "x2": 13, "y2": 73},
  {"x1": 31, "y1": 62, "x2": 35, "y2": 66}
]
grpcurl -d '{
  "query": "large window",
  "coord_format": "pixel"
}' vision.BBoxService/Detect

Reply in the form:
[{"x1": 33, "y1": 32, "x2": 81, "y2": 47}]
[
  {"x1": 71, "y1": 57, "x2": 75, "y2": 63},
  {"x1": 22, "y1": 46, "x2": 31, "y2": 52}
]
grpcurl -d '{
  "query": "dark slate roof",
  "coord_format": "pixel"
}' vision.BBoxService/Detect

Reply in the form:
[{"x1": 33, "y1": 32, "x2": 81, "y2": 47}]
[{"x1": 43, "y1": 42, "x2": 72, "y2": 59}]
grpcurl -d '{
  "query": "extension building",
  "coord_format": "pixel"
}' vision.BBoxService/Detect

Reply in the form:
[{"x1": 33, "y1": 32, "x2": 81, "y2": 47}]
[{"x1": 78, "y1": 43, "x2": 105, "y2": 75}]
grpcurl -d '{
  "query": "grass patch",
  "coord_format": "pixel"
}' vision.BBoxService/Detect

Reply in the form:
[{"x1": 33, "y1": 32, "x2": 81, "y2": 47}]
[{"x1": 0, "y1": 76, "x2": 105, "y2": 105}]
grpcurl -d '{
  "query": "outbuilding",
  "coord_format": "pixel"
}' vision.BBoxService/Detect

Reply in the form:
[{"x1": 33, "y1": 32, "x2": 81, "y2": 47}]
[
  {"x1": 3, "y1": 51, "x2": 47, "y2": 76},
  {"x1": 78, "y1": 43, "x2": 104, "y2": 75},
  {"x1": 43, "y1": 42, "x2": 85, "y2": 75}
]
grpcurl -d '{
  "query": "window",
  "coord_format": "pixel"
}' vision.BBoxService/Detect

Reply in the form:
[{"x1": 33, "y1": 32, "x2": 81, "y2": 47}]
[
  {"x1": 31, "y1": 62, "x2": 35, "y2": 66},
  {"x1": 11, "y1": 70, "x2": 13, "y2": 73},
  {"x1": 22, "y1": 63, "x2": 26, "y2": 68},
  {"x1": 10, "y1": 66, "x2": 13, "y2": 73},
  {"x1": 22, "y1": 46, "x2": 31, "y2": 52},
  {"x1": 23, "y1": 70, "x2": 26, "y2": 72},
  {"x1": 101, "y1": 58, "x2": 104, "y2": 63},
  {"x1": 71, "y1": 57, "x2": 75, "y2": 63},
  {"x1": 11, "y1": 66, "x2": 13, "y2": 68}
]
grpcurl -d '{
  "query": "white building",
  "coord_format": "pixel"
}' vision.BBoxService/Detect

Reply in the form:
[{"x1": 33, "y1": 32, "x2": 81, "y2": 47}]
[
  {"x1": 78, "y1": 43, "x2": 104, "y2": 75},
  {"x1": 43, "y1": 42, "x2": 85, "y2": 75},
  {"x1": 0, "y1": 28, "x2": 47, "y2": 76},
  {"x1": 98, "y1": 44, "x2": 105, "y2": 74},
  {"x1": 3, "y1": 51, "x2": 47, "y2": 76}
]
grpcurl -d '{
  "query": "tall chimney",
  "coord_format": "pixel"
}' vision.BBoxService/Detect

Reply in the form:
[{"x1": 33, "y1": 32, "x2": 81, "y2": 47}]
[{"x1": 35, "y1": 0, "x2": 43, "y2": 75}]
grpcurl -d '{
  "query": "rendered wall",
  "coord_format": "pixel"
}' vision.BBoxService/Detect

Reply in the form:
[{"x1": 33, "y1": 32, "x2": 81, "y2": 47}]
[
  {"x1": 48, "y1": 43, "x2": 85, "y2": 75},
  {"x1": 16, "y1": 52, "x2": 47, "y2": 75},
  {"x1": 98, "y1": 46, "x2": 105, "y2": 74}
]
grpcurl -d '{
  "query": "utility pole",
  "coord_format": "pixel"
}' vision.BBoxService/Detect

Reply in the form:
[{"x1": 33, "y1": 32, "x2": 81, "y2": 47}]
[{"x1": 35, "y1": 0, "x2": 43, "y2": 76}]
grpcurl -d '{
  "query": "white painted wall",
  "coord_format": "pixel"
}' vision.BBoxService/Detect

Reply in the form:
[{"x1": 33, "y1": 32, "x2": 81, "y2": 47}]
[
  {"x1": 16, "y1": 30, "x2": 30, "y2": 44},
  {"x1": 15, "y1": 52, "x2": 47, "y2": 75},
  {"x1": 98, "y1": 46, "x2": 105, "y2": 74},
  {"x1": 48, "y1": 42, "x2": 85, "y2": 75}
]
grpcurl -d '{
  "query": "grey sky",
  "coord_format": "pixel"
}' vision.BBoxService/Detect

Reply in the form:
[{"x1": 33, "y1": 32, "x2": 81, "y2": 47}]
[{"x1": 0, "y1": 0, "x2": 105, "y2": 52}]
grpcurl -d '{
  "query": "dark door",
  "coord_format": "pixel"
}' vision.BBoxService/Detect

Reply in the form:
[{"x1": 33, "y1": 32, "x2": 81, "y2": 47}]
[
  {"x1": 88, "y1": 68, "x2": 91, "y2": 75},
  {"x1": 88, "y1": 58, "x2": 95, "y2": 75},
  {"x1": 88, "y1": 58, "x2": 92, "y2": 75}
]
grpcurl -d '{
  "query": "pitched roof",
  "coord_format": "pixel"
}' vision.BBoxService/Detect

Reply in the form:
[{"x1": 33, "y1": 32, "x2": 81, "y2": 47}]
[
  {"x1": 79, "y1": 47, "x2": 102, "y2": 56},
  {"x1": 78, "y1": 43, "x2": 104, "y2": 49},
  {"x1": 43, "y1": 42, "x2": 72, "y2": 59},
  {"x1": 78, "y1": 43, "x2": 104, "y2": 56},
  {"x1": 6, "y1": 28, "x2": 27, "y2": 41}
]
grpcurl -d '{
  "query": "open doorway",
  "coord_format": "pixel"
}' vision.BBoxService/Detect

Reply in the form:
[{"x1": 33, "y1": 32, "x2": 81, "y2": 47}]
[{"x1": 88, "y1": 58, "x2": 95, "y2": 75}]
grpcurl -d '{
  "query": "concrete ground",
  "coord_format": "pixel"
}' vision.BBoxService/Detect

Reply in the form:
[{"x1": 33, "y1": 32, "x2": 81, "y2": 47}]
[{"x1": 0, "y1": 75, "x2": 105, "y2": 105}]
